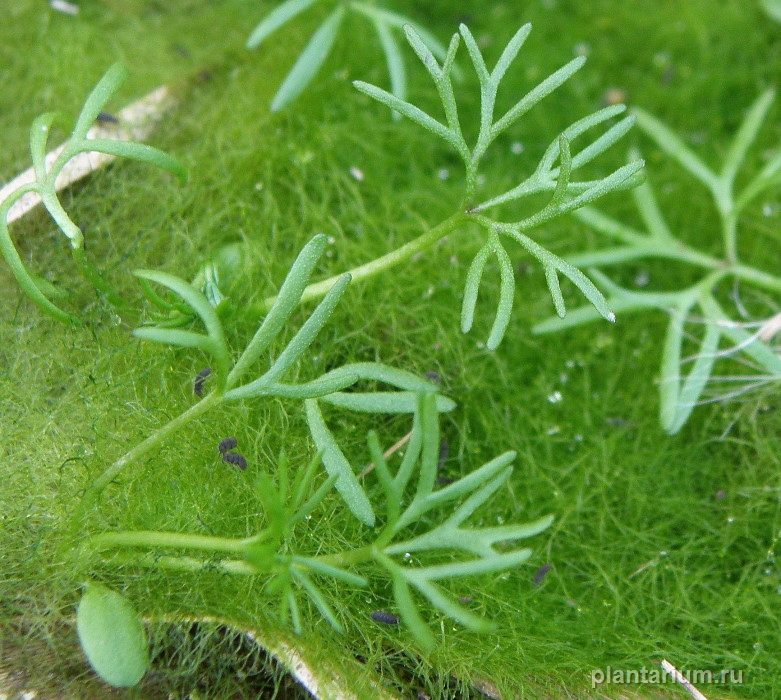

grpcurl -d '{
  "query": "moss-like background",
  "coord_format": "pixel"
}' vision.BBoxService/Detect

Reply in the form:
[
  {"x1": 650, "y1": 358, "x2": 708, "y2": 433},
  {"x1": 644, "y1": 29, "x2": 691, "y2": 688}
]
[{"x1": 1, "y1": 0, "x2": 780, "y2": 697}]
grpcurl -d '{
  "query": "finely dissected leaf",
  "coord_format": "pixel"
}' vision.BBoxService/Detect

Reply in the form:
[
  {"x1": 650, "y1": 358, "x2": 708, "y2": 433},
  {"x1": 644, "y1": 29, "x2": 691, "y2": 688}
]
[
  {"x1": 487, "y1": 242, "x2": 515, "y2": 350},
  {"x1": 29, "y1": 113, "x2": 58, "y2": 181},
  {"x1": 492, "y1": 56, "x2": 586, "y2": 137},
  {"x1": 721, "y1": 89, "x2": 775, "y2": 185},
  {"x1": 80, "y1": 139, "x2": 186, "y2": 181},
  {"x1": 225, "y1": 373, "x2": 359, "y2": 401},
  {"x1": 132, "y1": 327, "x2": 215, "y2": 353},
  {"x1": 633, "y1": 107, "x2": 719, "y2": 192},
  {"x1": 305, "y1": 399, "x2": 375, "y2": 527},
  {"x1": 698, "y1": 294, "x2": 781, "y2": 375},
  {"x1": 373, "y1": 19, "x2": 406, "y2": 110},
  {"x1": 332, "y1": 362, "x2": 441, "y2": 392},
  {"x1": 289, "y1": 473, "x2": 337, "y2": 524},
  {"x1": 409, "y1": 549, "x2": 535, "y2": 581},
  {"x1": 353, "y1": 80, "x2": 454, "y2": 144},
  {"x1": 397, "y1": 450, "x2": 517, "y2": 531},
  {"x1": 0, "y1": 207, "x2": 78, "y2": 324},
  {"x1": 507, "y1": 231, "x2": 613, "y2": 321},
  {"x1": 491, "y1": 23, "x2": 532, "y2": 85},
  {"x1": 352, "y1": 4, "x2": 456, "y2": 77},
  {"x1": 293, "y1": 556, "x2": 368, "y2": 587},
  {"x1": 461, "y1": 243, "x2": 492, "y2": 334},
  {"x1": 320, "y1": 391, "x2": 455, "y2": 414},
  {"x1": 76, "y1": 584, "x2": 148, "y2": 688},
  {"x1": 246, "y1": 0, "x2": 318, "y2": 49},
  {"x1": 630, "y1": 158, "x2": 674, "y2": 241},
  {"x1": 71, "y1": 63, "x2": 128, "y2": 141},
  {"x1": 290, "y1": 568, "x2": 344, "y2": 633},
  {"x1": 133, "y1": 270, "x2": 230, "y2": 380},
  {"x1": 667, "y1": 321, "x2": 721, "y2": 435},
  {"x1": 405, "y1": 576, "x2": 492, "y2": 631},
  {"x1": 262, "y1": 274, "x2": 351, "y2": 383},
  {"x1": 270, "y1": 5, "x2": 346, "y2": 112},
  {"x1": 659, "y1": 306, "x2": 687, "y2": 433},
  {"x1": 390, "y1": 567, "x2": 435, "y2": 650},
  {"x1": 540, "y1": 105, "x2": 626, "y2": 174},
  {"x1": 230, "y1": 234, "x2": 328, "y2": 385}
]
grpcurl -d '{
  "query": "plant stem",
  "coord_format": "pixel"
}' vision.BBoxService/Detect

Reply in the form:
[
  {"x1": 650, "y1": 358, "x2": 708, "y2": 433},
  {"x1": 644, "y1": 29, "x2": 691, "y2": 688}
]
[
  {"x1": 250, "y1": 213, "x2": 467, "y2": 315},
  {"x1": 84, "y1": 529, "x2": 261, "y2": 555},
  {"x1": 312, "y1": 544, "x2": 376, "y2": 568},
  {"x1": 72, "y1": 391, "x2": 222, "y2": 529}
]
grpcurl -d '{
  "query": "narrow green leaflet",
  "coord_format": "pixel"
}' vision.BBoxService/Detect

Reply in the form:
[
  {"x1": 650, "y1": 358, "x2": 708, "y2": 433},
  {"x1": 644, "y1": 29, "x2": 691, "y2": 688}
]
[
  {"x1": 270, "y1": 5, "x2": 346, "y2": 112},
  {"x1": 246, "y1": 0, "x2": 318, "y2": 49},
  {"x1": 0, "y1": 63, "x2": 185, "y2": 324},
  {"x1": 373, "y1": 18, "x2": 407, "y2": 114},
  {"x1": 305, "y1": 399, "x2": 375, "y2": 527},
  {"x1": 667, "y1": 321, "x2": 721, "y2": 435}
]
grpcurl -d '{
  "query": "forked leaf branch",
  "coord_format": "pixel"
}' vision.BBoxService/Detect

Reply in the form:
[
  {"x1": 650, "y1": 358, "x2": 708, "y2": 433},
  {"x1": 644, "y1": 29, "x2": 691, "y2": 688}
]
[
  {"x1": 533, "y1": 90, "x2": 781, "y2": 433},
  {"x1": 78, "y1": 394, "x2": 551, "y2": 652},
  {"x1": 0, "y1": 64, "x2": 186, "y2": 324}
]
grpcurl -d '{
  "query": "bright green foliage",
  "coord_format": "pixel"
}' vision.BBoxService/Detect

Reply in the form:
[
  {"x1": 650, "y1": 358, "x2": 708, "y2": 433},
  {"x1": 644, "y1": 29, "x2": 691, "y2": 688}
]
[
  {"x1": 77, "y1": 235, "x2": 453, "y2": 527},
  {"x1": 246, "y1": 0, "x2": 454, "y2": 113},
  {"x1": 534, "y1": 90, "x2": 781, "y2": 433},
  {"x1": 351, "y1": 24, "x2": 644, "y2": 348},
  {"x1": 76, "y1": 583, "x2": 149, "y2": 688},
  {"x1": 79, "y1": 394, "x2": 551, "y2": 655},
  {"x1": 0, "y1": 64, "x2": 186, "y2": 324}
]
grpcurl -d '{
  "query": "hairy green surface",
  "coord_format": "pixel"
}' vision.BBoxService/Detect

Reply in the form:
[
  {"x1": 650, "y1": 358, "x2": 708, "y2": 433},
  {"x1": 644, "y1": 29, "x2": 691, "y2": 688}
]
[{"x1": 1, "y1": 0, "x2": 780, "y2": 698}]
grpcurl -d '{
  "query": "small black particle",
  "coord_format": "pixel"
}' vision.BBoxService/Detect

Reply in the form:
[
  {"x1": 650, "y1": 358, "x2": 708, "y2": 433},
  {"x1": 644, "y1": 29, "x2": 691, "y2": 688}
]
[
  {"x1": 218, "y1": 436, "x2": 237, "y2": 454},
  {"x1": 533, "y1": 563, "x2": 552, "y2": 586},
  {"x1": 424, "y1": 371, "x2": 441, "y2": 384},
  {"x1": 194, "y1": 367, "x2": 211, "y2": 397},
  {"x1": 457, "y1": 596, "x2": 473, "y2": 604},
  {"x1": 96, "y1": 111, "x2": 119, "y2": 124},
  {"x1": 222, "y1": 452, "x2": 247, "y2": 470},
  {"x1": 370, "y1": 610, "x2": 399, "y2": 625},
  {"x1": 715, "y1": 489, "x2": 726, "y2": 500}
]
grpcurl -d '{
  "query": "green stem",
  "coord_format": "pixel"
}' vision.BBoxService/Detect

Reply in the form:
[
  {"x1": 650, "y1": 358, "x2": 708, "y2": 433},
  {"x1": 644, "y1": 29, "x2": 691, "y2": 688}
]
[
  {"x1": 83, "y1": 529, "x2": 263, "y2": 556},
  {"x1": 72, "y1": 391, "x2": 222, "y2": 529},
  {"x1": 95, "y1": 550, "x2": 260, "y2": 576},
  {"x1": 723, "y1": 211, "x2": 738, "y2": 266},
  {"x1": 250, "y1": 213, "x2": 466, "y2": 315},
  {"x1": 312, "y1": 544, "x2": 376, "y2": 569}
]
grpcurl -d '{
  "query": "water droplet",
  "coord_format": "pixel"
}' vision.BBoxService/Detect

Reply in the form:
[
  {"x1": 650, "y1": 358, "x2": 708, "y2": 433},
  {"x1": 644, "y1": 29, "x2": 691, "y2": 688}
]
[
  {"x1": 727, "y1": 516, "x2": 735, "y2": 524},
  {"x1": 437, "y1": 168, "x2": 450, "y2": 180},
  {"x1": 476, "y1": 173, "x2": 486, "y2": 186},
  {"x1": 403, "y1": 552, "x2": 412, "y2": 561},
  {"x1": 495, "y1": 515, "x2": 504, "y2": 525},
  {"x1": 547, "y1": 391, "x2": 563, "y2": 403},
  {"x1": 327, "y1": 235, "x2": 336, "y2": 244},
  {"x1": 510, "y1": 141, "x2": 524, "y2": 154},
  {"x1": 546, "y1": 425, "x2": 561, "y2": 436},
  {"x1": 762, "y1": 202, "x2": 779, "y2": 217},
  {"x1": 349, "y1": 166, "x2": 364, "y2": 182}
]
